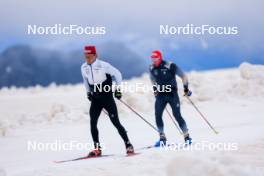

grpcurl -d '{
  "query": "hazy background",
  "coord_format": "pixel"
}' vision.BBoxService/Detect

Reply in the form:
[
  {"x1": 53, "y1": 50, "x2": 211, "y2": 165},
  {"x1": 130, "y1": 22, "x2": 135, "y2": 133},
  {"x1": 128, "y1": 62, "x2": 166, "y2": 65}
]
[{"x1": 0, "y1": 0, "x2": 263, "y2": 87}]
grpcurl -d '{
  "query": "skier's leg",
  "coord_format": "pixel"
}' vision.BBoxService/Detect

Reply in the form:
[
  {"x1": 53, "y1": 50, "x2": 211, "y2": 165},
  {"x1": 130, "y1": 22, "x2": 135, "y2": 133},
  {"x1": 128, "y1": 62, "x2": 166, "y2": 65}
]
[
  {"x1": 155, "y1": 96, "x2": 167, "y2": 134},
  {"x1": 168, "y1": 93, "x2": 188, "y2": 134},
  {"x1": 154, "y1": 96, "x2": 168, "y2": 146},
  {"x1": 103, "y1": 97, "x2": 130, "y2": 144},
  {"x1": 89, "y1": 100, "x2": 103, "y2": 148}
]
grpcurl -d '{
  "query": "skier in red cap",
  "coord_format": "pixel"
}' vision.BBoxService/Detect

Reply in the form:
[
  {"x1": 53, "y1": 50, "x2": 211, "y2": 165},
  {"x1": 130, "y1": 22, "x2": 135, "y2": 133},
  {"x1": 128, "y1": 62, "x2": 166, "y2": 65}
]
[
  {"x1": 149, "y1": 50, "x2": 192, "y2": 146},
  {"x1": 81, "y1": 45, "x2": 134, "y2": 157}
]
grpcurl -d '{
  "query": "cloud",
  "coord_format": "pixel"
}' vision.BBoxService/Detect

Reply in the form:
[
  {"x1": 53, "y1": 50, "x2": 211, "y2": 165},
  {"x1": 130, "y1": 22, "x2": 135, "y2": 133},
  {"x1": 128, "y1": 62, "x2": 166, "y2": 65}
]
[
  {"x1": 0, "y1": 0, "x2": 263, "y2": 66},
  {"x1": 0, "y1": 0, "x2": 263, "y2": 37},
  {"x1": 200, "y1": 39, "x2": 209, "y2": 50}
]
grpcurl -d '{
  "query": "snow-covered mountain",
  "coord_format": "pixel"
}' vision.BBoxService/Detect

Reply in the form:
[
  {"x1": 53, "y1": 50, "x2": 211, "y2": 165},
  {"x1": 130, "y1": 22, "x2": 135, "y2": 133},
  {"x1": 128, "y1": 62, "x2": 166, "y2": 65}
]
[
  {"x1": 0, "y1": 62, "x2": 263, "y2": 176},
  {"x1": 0, "y1": 43, "x2": 146, "y2": 88}
]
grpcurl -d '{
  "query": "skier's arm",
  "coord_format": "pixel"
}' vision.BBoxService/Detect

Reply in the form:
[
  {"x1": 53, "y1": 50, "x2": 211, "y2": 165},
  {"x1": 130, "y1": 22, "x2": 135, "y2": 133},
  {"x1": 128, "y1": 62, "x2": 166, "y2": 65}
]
[
  {"x1": 149, "y1": 69, "x2": 156, "y2": 85},
  {"x1": 171, "y1": 63, "x2": 192, "y2": 96},
  {"x1": 150, "y1": 74, "x2": 156, "y2": 85},
  {"x1": 81, "y1": 68, "x2": 90, "y2": 93},
  {"x1": 149, "y1": 66, "x2": 158, "y2": 95},
  {"x1": 171, "y1": 63, "x2": 188, "y2": 87},
  {"x1": 105, "y1": 63, "x2": 122, "y2": 85}
]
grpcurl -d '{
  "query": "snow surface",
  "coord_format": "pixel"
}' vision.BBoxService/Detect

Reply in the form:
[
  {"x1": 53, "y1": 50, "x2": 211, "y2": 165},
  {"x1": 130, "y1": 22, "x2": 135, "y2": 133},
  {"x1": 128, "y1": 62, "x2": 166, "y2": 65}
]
[{"x1": 0, "y1": 62, "x2": 264, "y2": 176}]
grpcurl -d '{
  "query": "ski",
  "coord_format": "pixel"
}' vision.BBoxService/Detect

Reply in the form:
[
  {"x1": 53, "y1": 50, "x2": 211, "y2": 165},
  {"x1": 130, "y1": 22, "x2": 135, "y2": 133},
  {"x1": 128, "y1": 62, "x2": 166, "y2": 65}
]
[
  {"x1": 126, "y1": 152, "x2": 140, "y2": 157},
  {"x1": 136, "y1": 141, "x2": 193, "y2": 151},
  {"x1": 54, "y1": 152, "x2": 140, "y2": 163},
  {"x1": 135, "y1": 143, "x2": 176, "y2": 151},
  {"x1": 136, "y1": 145, "x2": 156, "y2": 151},
  {"x1": 54, "y1": 154, "x2": 113, "y2": 163}
]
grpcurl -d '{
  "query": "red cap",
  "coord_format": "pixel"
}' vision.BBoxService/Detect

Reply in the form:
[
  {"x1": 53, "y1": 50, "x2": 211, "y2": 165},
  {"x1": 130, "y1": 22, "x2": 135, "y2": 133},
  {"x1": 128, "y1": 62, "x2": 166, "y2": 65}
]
[
  {"x1": 84, "y1": 46, "x2": 96, "y2": 54},
  {"x1": 151, "y1": 50, "x2": 162, "y2": 60}
]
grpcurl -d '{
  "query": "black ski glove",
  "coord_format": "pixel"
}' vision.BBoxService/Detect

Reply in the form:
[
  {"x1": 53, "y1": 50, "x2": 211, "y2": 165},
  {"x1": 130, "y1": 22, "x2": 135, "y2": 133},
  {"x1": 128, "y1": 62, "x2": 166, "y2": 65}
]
[
  {"x1": 114, "y1": 89, "x2": 122, "y2": 100},
  {"x1": 184, "y1": 85, "x2": 192, "y2": 97},
  {"x1": 87, "y1": 92, "x2": 93, "y2": 101}
]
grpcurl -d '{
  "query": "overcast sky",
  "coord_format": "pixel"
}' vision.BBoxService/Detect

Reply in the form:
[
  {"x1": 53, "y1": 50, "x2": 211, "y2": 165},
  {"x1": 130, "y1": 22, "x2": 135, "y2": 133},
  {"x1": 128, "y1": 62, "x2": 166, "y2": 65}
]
[{"x1": 0, "y1": 0, "x2": 263, "y2": 56}]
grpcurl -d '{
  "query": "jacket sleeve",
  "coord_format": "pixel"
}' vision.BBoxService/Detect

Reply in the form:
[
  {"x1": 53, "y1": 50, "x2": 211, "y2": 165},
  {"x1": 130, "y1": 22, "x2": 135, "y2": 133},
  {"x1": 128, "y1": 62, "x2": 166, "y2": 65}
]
[
  {"x1": 149, "y1": 65, "x2": 159, "y2": 93},
  {"x1": 104, "y1": 62, "x2": 122, "y2": 85},
  {"x1": 171, "y1": 63, "x2": 188, "y2": 87},
  {"x1": 149, "y1": 65, "x2": 157, "y2": 85},
  {"x1": 81, "y1": 66, "x2": 90, "y2": 92}
]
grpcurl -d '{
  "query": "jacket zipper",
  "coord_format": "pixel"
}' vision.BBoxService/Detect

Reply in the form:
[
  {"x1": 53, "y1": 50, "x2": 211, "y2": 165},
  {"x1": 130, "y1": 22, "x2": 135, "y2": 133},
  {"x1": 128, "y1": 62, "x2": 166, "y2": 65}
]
[{"x1": 89, "y1": 64, "x2": 94, "y2": 84}]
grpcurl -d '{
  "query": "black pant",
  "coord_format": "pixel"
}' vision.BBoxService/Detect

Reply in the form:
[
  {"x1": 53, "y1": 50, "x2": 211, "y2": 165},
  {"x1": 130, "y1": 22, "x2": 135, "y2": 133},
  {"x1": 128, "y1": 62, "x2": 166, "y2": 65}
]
[
  {"x1": 89, "y1": 95, "x2": 129, "y2": 147},
  {"x1": 155, "y1": 92, "x2": 188, "y2": 134}
]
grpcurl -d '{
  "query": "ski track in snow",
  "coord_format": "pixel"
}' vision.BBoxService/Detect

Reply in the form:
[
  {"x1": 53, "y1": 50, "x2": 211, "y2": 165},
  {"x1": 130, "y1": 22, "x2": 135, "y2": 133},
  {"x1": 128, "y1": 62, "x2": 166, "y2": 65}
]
[{"x1": 0, "y1": 62, "x2": 264, "y2": 176}]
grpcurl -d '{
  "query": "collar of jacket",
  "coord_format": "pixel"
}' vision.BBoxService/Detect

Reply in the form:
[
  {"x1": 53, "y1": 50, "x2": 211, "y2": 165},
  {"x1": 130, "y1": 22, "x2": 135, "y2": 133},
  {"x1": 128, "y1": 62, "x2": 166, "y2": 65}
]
[
  {"x1": 87, "y1": 57, "x2": 98, "y2": 66},
  {"x1": 154, "y1": 60, "x2": 166, "y2": 68}
]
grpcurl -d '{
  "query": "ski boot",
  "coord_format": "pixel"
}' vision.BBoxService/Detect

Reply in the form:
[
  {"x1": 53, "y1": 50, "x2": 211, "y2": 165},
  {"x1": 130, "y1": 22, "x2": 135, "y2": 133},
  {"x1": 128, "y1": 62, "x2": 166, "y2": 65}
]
[
  {"x1": 87, "y1": 148, "x2": 102, "y2": 157},
  {"x1": 126, "y1": 141, "x2": 135, "y2": 155},
  {"x1": 184, "y1": 133, "x2": 192, "y2": 145},
  {"x1": 154, "y1": 133, "x2": 167, "y2": 147}
]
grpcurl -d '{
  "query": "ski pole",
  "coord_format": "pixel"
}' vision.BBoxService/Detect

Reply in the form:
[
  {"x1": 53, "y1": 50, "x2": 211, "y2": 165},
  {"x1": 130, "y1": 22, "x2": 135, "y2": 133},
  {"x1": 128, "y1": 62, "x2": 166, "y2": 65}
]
[
  {"x1": 185, "y1": 96, "x2": 219, "y2": 134},
  {"x1": 165, "y1": 107, "x2": 183, "y2": 135},
  {"x1": 118, "y1": 99, "x2": 159, "y2": 133}
]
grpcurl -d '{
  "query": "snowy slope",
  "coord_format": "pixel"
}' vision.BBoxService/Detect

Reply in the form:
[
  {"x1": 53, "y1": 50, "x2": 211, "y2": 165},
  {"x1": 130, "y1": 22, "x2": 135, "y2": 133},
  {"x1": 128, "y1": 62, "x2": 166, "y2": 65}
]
[{"x1": 0, "y1": 62, "x2": 264, "y2": 176}]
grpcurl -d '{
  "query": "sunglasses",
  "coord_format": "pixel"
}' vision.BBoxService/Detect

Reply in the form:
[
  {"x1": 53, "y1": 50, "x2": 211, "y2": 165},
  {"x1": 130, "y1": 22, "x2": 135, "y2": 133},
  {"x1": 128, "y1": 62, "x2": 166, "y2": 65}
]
[{"x1": 151, "y1": 57, "x2": 161, "y2": 62}]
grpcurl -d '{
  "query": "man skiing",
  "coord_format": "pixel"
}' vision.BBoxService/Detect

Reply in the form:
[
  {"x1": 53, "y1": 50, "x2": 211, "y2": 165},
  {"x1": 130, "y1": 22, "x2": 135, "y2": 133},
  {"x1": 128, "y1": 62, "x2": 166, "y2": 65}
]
[
  {"x1": 81, "y1": 45, "x2": 134, "y2": 156},
  {"x1": 149, "y1": 50, "x2": 192, "y2": 146}
]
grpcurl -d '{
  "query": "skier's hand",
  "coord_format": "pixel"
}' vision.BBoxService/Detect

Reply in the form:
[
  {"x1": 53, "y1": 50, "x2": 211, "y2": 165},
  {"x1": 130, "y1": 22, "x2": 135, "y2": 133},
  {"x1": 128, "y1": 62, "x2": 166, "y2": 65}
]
[
  {"x1": 87, "y1": 92, "x2": 93, "y2": 101},
  {"x1": 114, "y1": 89, "x2": 122, "y2": 100},
  {"x1": 184, "y1": 85, "x2": 192, "y2": 97}
]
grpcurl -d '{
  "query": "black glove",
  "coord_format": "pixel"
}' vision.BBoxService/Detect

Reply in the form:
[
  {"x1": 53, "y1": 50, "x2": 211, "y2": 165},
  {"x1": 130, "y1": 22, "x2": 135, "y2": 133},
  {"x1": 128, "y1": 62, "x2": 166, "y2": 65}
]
[
  {"x1": 87, "y1": 92, "x2": 93, "y2": 101},
  {"x1": 184, "y1": 85, "x2": 192, "y2": 97},
  {"x1": 114, "y1": 89, "x2": 122, "y2": 100}
]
